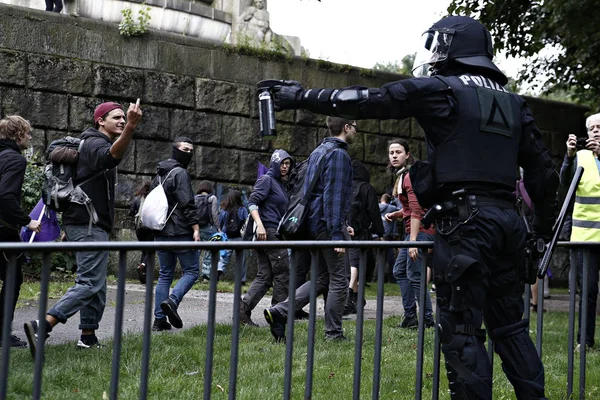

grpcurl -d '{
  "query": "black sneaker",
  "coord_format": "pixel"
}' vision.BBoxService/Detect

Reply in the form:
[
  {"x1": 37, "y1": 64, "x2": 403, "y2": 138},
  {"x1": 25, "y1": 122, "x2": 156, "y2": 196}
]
[
  {"x1": 264, "y1": 308, "x2": 286, "y2": 343},
  {"x1": 424, "y1": 319, "x2": 435, "y2": 329},
  {"x1": 160, "y1": 298, "x2": 183, "y2": 329},
  {"x1": 152, "y1": 318, "x2": 172, "y2": 332},
  {"x1": 325, "y1": 334, "x2": 348, "y2": 342},
  {"x1": 24, "y1": 320, "x2": 50, "y2": 359},
  {"x1": 77, "y1": 336, "x2": 105, "y2": 350},
  {"x1": 0, "y1": 334, "x2": 27, "y2": 348},
  {"x1": 295, "y1": 309, "x2": 310, "y2": 321},
  {"x1": 239, "y1": 301, "x2": 259, "y2": 327},
  {"x1": 398, "y1": 316, "x2": 418, "y2": 329}
]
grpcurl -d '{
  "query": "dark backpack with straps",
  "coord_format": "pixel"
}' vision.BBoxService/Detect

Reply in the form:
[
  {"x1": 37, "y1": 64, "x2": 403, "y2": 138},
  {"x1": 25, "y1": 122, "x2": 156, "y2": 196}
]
[
  {"x1": 194, "y1": 194, "x2": 212, "y2": 227},
  {"x1": 224, "y1": 208, "x2": 243, "y2": 238},
  {"x1": 347, "y1": 182, "x2": 371, "y2": 236}
]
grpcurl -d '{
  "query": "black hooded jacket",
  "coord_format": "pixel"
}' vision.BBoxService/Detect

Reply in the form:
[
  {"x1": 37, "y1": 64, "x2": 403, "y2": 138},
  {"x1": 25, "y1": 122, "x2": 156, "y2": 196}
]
[
  {"x1": 0, "y1": 139, "x2": 31, "y2": 229},
  {"x1": 150, "y1": 158, "x2": 199, "y2": 237},
  {"x1": 350, "y1": 160, "x2": 384, "y2": 238}
]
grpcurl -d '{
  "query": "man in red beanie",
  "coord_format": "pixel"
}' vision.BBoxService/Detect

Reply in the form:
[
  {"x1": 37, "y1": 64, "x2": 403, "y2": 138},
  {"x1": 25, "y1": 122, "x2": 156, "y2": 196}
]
[{"x1": 25, "y1": 99, "x2": 142, "y2": 355}]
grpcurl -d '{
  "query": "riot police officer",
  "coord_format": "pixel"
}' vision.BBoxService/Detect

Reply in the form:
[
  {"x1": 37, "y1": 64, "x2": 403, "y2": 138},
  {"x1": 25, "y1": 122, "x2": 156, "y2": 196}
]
[{"x1": 262, "y1": 15, "x2": 558, "y2": 400}]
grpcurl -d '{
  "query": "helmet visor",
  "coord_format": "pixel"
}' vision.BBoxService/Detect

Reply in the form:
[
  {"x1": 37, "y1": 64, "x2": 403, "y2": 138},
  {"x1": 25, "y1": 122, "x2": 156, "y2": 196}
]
[{"x1": 412, "y1": 29, "x2": 454, "y2": 78}]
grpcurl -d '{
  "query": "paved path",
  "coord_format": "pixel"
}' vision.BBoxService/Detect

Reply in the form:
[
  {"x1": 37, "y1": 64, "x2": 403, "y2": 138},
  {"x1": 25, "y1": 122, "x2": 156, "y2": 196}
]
[
  {"x1": 12, "y1": 283, "x2": 408, "y2": 345},
  {"x1": 11, "y1": 284, "x2": 579, "y2": 346}
]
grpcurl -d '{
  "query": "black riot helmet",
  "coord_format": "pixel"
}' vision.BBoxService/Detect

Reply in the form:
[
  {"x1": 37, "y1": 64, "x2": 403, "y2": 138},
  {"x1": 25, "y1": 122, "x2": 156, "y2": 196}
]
[{"x1": 412, "y1": 16, "x2": 508, "y2": 85}]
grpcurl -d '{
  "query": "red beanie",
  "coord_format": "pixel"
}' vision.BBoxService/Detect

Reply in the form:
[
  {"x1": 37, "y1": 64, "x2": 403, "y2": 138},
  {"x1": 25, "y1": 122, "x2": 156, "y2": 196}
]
[{"x1": 93, "y1": 102, "x2": 124, "y2": 125}]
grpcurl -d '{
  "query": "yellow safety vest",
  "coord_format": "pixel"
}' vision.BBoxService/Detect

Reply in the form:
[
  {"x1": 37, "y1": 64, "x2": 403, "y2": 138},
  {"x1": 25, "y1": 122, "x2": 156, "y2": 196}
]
[{"x1": 571, "y1": 150, "x2": 600, "y2": 242}]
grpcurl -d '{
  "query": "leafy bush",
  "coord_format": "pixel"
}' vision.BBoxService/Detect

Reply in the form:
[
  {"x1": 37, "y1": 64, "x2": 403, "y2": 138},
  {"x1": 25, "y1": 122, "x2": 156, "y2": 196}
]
[
  {"x1": 22, "y1": 152, "x2": 45, "y2": 213},
  {"x1": 119, "y1": 6, "x2": 152, "y2": 37}
]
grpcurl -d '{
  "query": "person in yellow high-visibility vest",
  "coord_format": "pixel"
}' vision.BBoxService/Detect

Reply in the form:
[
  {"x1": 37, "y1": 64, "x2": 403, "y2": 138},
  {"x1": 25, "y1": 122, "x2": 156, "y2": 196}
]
[{"x1": 561, "y1": 112, "x2": 600, "y2": 352}]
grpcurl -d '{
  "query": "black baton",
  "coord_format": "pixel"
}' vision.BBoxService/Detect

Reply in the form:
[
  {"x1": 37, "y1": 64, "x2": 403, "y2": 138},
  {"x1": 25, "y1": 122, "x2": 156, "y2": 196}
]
[{"x1": 537, "y1": 166, "x2": 584, "y2": 278}]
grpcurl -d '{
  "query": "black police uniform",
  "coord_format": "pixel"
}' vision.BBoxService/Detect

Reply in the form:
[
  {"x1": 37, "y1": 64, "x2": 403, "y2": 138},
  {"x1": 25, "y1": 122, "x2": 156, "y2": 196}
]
[{"x1": 264, "y1": 16, "x2": 558, "y2": 400}]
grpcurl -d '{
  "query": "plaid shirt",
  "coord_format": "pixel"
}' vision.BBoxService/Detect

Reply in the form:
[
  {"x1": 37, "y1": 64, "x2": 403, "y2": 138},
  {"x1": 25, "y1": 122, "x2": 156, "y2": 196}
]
[{"x1": 303, "y1": 137, "x2": 353, "y2": 240}]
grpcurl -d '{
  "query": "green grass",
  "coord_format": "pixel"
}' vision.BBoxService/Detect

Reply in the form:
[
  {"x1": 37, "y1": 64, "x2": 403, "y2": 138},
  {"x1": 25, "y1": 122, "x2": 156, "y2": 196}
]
[{"x1": 4, "y1": 311, "x2": 600, "y2": 399}]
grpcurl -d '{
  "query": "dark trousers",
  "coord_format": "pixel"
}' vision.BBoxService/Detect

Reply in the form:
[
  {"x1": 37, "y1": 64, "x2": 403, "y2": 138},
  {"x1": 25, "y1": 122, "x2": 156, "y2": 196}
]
[
  {"x1": 0, "y1": 229, "x2": 24, "y2": 333},
  {"x1": 293, "y1": 249, "x2": 311, "y2": 289},
  {"x1": 242, "y1": 227, "x2": 289, "y2": 311},
  {"x1": 273, "y1": 231, "x2": 348, "y2": 337},
  {"x1": 433, "y1": 206, "x2": 545, "y2": 400},
  {"x1": 135, "y1": 227, "x2": 154, "y2": 266},
  {"x1": 573, "y1": 247, "x2": 600, "y2": 347},
  {"x1": 45, "y1": 0, "x2": 63, "y2": 12}
]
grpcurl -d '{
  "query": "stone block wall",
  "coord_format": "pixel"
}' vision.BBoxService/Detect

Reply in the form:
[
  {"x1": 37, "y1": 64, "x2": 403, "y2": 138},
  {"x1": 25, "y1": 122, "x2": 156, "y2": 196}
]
[{"x1": 0, "y1": 4, "x2": 589, "y2": 281}]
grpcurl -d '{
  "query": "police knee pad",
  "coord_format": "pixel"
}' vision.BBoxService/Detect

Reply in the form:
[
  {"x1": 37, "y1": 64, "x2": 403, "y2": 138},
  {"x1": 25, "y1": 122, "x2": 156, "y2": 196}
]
[
  {"x1": 490, "y1": 319, "x2": 529, "y2": 341},
  {"x1": 445, "y1": 254, "x2": 479, "y2": 311}
]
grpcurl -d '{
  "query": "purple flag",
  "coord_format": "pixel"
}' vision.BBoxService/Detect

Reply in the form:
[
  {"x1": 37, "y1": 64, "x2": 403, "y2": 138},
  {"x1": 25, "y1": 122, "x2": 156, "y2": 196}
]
[
  {"x1": 257, "y1": 161, "x2": 269, "y2": 178},
  {"x1": 20, "y1": 199, "x2": 61, "y2": 243}
]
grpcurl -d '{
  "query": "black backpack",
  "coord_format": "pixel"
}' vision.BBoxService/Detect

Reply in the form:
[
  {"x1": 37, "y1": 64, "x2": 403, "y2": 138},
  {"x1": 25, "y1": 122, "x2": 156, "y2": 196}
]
[
  {"x1": 224, "y1": 208, "x2": 242, "y2": 238},
  {"x1": 286, "y1": 159, "x2": 308, "y2": 202},
  {"x1": 347, "y1": 182, "x2": 371, "y2": 236},
  {"x1": 194, "y1": 194, "x2": 212, "y2": 227}
]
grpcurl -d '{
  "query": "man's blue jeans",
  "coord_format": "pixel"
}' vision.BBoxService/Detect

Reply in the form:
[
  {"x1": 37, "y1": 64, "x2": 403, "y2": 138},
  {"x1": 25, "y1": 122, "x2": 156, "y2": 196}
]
[
  {"x1": 154, "y1": 235, "x2": 199, "y2": 320},
  {"x1": 48, "y1": 225, "x2": 109, "y2": 330},
  {"x1": 393, "y1": 231, "x2": 434, "y2": 321}
]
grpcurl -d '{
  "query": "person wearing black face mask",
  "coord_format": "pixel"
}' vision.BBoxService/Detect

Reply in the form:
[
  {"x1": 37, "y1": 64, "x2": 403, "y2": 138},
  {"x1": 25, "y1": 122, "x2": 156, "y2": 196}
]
[{"x1": 149, "y1": 137, "x2": 201, "y2": 332}]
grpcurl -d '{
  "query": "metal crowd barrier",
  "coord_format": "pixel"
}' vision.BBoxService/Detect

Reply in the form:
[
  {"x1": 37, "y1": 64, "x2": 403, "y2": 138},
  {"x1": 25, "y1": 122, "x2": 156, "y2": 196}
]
[{"x1": 0, "y1": 240, "x2": 595, "y2": 399}]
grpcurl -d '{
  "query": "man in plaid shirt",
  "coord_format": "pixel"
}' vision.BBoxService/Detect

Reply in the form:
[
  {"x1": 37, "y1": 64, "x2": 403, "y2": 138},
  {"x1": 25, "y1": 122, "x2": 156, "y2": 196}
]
[{"x1": 265, "y1": 116, "x2": 355, "y2": 342}]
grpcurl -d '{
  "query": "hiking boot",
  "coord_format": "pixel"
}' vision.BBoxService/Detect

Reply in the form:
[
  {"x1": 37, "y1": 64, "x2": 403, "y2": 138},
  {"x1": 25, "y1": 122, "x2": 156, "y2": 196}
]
[
  {"x1": 0, "y1": 334, "x2": 27, "y2": 348},
  {"x1": 325, "y1": 334, "x2": 348, "y2": 342},
  {"x1": 424, "y1": 319, "x2": 435, "y2": 329},
  {"x1": 239, "y1": 301, "x2": 259, "y2": 327},
  {"x1": 152, "y1": 318, "x2": 172, "y2": 332},
  {"x1": 398, "y1": 315, "x2": 418, "y2": 329},
  {"x1": 24, "y1": 320, "x2": 50, "y2": 359},
  {"x1": 77, "y1": 335, "x2": 105, "y2": 350},
  {"x1": 264, "y1": 308, "x2": 286, "y2": 343},
  {"x1": 160, "y1": 298, "x2": 183, "y2": 329},
  {"x1": 136, "y1": 263, "x2": 147, "y2": 284},
  {"x1": 295, "y1": 309, "x2": 310, "y2": 320}
]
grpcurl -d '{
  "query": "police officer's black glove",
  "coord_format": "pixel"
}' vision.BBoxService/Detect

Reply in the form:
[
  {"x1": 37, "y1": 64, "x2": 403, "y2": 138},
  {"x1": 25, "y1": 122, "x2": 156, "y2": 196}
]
[{"x1": 257, "y1": 79, "x2": 305, "y2": 111}]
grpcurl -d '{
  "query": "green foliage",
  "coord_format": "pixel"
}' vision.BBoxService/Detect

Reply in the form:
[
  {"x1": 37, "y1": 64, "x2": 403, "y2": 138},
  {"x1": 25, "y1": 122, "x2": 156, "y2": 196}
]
[
  {"x1": 21, "y1": 152, "x2": 44, "y2": 213},
  {"x1": 224, "y1": 33, "x2": 294, "y2": 62},
  {"x1": 119, "y1": 6, "x2": 152, "y2": 37},
  {"x1": 447, "y1": 0, "x2": 599, "y2": 108},
  {"x1": 373, "y1": 53, "x2": 415, "y2": 75}
]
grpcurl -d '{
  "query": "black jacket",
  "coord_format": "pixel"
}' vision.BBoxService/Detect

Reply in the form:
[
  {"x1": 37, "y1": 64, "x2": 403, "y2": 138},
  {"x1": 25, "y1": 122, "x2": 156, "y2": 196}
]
[
  {"x1": 62, "y1": 128, "x2": 121, "y2": 232},
  {"x1": 0, "y1": 140, "x2": 30, "y2": 229},
  {"x1": 151, "y1": 158, "x2": 199, "y2": 237},
  {"x1": 351, "y1": 160, "x2": 384, "y2": 238}
]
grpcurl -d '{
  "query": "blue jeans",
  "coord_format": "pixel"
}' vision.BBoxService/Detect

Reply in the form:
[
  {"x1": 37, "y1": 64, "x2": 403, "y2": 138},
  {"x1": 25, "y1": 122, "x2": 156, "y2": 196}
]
[
  {"x1": 393, "y1": 231, "x2": 434, "y2": 321},
  {"x1": 154, "y1": 235, "x2": 200, "y2": 320},
  {"x1": 48, "y1": 225, "x2": 109, "y2": 330},
  {"x1": 217, "y1": 237, "x2": 247, "y2": 281},
  {"x1": 199, "y1": 226, "x2": 217, "y2": 278}
]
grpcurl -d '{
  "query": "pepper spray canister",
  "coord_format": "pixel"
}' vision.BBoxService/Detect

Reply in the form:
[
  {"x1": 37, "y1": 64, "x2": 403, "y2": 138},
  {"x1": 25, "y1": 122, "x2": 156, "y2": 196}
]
[{"x1": 257, "y1": 89, "x2": 276, "y2": 140}]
